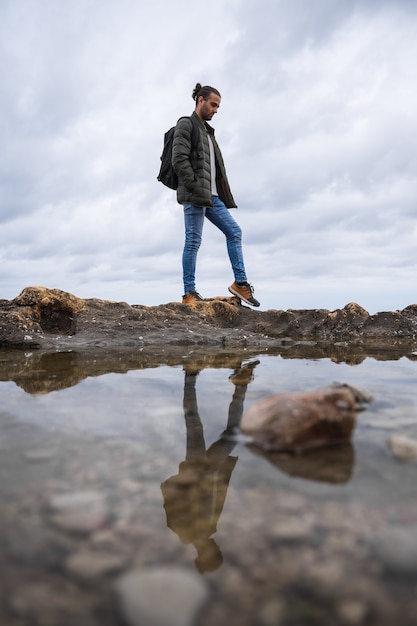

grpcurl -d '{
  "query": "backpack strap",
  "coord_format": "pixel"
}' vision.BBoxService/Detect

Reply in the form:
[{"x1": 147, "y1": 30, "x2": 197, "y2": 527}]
[{"x1": 190, "y1": 115, "x2": 199, "y2": 150}]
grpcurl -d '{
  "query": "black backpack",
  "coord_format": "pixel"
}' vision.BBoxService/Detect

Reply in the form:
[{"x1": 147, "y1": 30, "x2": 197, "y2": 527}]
[{"x1": 157, "y1": 116, "x2": 199, "y2": 190}]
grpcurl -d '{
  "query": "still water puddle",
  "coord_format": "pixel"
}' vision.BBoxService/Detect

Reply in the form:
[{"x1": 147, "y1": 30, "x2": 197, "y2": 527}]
[{"x1": 0, "y1": 347, "x2": 417, "y2": 625}]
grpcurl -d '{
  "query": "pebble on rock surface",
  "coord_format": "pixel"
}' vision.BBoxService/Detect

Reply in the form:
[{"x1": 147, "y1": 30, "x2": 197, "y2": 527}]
[
  {"x1": 240, "y1": 383, "x2": 372, "y2": 451},
  {"x1": 115, "y1": 566, "x2": 209, "y2": 626}
]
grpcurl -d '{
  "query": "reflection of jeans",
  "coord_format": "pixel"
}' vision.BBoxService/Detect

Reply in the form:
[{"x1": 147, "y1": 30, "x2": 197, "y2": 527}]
[
  {"x1": 182, "y1": 196, "x2": 247, "y2": 294},
  {"x1": 183, "y1": 372, "x2": 245, "y2": 465}
]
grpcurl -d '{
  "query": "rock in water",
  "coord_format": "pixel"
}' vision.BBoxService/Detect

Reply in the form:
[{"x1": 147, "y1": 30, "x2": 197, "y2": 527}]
[
  {"x1": 240, "y1": 383, "x2": 372, "y2": 452},
  {"x1": 115, "y1": 566, "x2": 208, "y2": 626},
  {"x1": 387, "y1": 434, "x2": 417, "y2": 461},
  {"x1": 48, "y1": 491, "x2": 109, "y2": 534}
]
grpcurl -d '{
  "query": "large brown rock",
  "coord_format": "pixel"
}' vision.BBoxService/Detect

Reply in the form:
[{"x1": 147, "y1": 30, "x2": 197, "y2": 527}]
[
  {"x1": 240, "y1": 383, "x2": 372, "y2": 452},
  {"x1": 0, "y1": 286, "x2": 86, "y2": 347}
]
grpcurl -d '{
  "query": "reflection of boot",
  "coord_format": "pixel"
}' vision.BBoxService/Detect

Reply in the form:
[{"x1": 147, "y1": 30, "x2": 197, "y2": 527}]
[
  {"x1": 183, "y1": 364, "x2": 201, "y2": 377},
  {"x1": 229, "y1": 360, "x2": 260, "y2": 386}
]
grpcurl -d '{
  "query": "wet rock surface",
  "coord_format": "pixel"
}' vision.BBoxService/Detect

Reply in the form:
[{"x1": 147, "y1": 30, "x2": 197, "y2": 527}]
[{"x1": 1, "y1": 286, "x2": 417, "y2": 351}]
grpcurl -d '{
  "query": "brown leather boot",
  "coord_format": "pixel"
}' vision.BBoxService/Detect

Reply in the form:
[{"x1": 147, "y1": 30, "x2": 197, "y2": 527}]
[
  {"x1": 228, "y1": 282, "x2": 260, "y2": 307},
  {"x1": 182, "y1": 291, "x2": 204, "y2": 304}
]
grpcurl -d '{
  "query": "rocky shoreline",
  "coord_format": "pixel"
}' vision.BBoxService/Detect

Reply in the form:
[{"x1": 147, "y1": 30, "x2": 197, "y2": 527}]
[
  {"x1": 1, "y1": 286, "x2": 417, "y2": 353},
  {"x1": 2, "y1": 287, "x2": 417, "y2": 626}
]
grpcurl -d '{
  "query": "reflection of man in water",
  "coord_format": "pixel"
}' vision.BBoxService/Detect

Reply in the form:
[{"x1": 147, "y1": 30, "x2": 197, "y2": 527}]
[{"x1": 161, "y1": 360, "x2": 259, "y2": 573}]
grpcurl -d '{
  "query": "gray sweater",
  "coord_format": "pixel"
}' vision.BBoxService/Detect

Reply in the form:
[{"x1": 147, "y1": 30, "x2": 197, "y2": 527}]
[{"x1": 172, "y1": 112, "x2": 237, "y2": 208}]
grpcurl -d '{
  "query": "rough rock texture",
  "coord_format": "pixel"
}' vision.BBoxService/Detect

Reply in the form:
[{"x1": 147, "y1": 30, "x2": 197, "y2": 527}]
[
  {"x1": 240, "y1": 383, "x2": 372, "y2": 452},
  {"x1": 1, "y1": 286, "x2": 417, "y2": 352}
]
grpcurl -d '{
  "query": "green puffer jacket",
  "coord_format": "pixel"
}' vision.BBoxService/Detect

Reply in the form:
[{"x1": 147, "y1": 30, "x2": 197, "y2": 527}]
[{"x1": 172, "y1": 112, "x2": 237, "y2": 208}]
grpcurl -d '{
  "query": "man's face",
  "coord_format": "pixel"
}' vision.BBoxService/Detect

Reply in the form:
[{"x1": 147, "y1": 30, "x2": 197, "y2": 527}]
[{"x1": 198, "y1": 93, "x2": 221, "y2": 121}]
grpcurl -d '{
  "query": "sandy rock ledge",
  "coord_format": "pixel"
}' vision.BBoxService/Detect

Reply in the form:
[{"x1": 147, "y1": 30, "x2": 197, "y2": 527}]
[{"x1": 1, "y1": 286, "x2": 417, "y2": 351}]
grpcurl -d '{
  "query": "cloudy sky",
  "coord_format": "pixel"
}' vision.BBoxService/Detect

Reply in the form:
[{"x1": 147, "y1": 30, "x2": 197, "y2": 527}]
[{"x1": 1, "y1": 0, "x2": 416, "y2": 313}]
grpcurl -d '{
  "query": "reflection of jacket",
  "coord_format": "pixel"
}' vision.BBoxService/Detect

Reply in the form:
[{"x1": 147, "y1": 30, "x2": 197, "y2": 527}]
[
  {"x1": 161, "y1": 456, "x2": 237, "y2": 545},
  {"x1": 172, "y1": 111, "x2": 237, "y2": 209}
]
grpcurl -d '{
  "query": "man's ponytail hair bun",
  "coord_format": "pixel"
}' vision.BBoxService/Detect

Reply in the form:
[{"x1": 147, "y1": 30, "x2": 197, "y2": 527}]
[{"x1": 192, "y1": 83, "x2": 221, "y2": 102}]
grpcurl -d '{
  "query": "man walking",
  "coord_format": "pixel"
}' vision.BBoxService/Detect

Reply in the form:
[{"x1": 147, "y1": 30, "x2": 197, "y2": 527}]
[{"x1": 172, "y1": 83, "x2": 260, "y2": 307}]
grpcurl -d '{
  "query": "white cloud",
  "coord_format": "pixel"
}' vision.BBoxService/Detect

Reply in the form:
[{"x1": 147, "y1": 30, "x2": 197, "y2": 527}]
[{"x1": 1, "y1": 0, "x2": 416, "y2": 313}]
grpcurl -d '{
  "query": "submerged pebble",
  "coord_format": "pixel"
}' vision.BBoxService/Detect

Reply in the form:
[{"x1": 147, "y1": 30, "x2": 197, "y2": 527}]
[
  {"x1": 65, "y1": 549, "x2": 127, "y2": 581},
  {"x1": 370, "y1": 525, "x2": 417, "y2": 574},
  {"x1": 48, "y1": 491, "x2": 109, "y2": 534},
  {"x1": 115, "y1": 566, "x2": 208, "y2": 626},
  {"x1": 386, "y1": 434, "x2": 417, "y2": 461}
]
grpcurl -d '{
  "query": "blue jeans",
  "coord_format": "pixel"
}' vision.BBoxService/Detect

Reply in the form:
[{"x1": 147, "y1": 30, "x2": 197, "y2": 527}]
[{"x1": 182, "y1": 196, "x2": 247, "y2": 294}]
